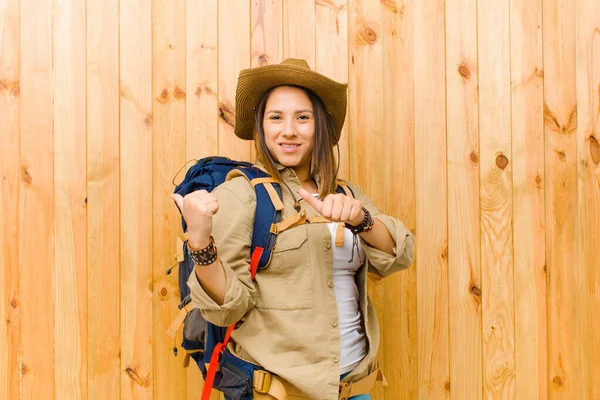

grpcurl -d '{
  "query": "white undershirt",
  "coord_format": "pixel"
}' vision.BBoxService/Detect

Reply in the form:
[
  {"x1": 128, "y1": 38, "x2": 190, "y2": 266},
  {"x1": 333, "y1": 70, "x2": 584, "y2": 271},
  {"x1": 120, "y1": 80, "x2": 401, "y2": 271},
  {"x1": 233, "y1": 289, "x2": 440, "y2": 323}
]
[{"x1": 326, "y1": 222, "x2": 368, "y2": 374}]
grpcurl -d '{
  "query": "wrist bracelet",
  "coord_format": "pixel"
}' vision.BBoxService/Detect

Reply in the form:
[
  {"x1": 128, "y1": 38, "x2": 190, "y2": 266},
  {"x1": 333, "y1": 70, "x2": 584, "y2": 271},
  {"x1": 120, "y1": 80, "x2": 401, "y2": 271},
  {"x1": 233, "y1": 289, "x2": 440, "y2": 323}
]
[
  {"x1": 187, "y1": 237, "x2": 218, "y2": 266},
  {"x1": 345, "y1": 207, "x2": 375, "y2": 235}
]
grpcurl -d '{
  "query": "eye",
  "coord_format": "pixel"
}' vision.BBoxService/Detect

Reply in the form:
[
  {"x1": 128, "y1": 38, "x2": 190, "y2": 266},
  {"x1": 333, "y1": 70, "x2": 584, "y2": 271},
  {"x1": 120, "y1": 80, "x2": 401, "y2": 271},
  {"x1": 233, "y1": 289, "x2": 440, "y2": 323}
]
[
  {"x1": 297, "y1": 114, "x2": 311, "y2": 120},
  {"x1": 268, "y1": 115, "x2": 282, "y2": 120}
]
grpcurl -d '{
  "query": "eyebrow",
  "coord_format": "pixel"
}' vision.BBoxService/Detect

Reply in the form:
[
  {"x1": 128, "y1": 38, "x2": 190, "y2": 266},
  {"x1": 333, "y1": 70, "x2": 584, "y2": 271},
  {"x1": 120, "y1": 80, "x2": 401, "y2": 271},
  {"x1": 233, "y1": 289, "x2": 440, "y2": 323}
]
[{"x1": 265, "y1": 109, "x2": 314, "y2": 114}]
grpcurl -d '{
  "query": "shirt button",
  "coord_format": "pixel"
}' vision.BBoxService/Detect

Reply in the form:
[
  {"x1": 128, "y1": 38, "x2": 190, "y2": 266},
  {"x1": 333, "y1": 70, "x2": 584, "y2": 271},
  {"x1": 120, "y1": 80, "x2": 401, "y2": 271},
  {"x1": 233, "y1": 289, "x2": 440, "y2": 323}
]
[
  {"x1": 327, "y1": 281, "x2": 333, "y2": 288},
  {"x1": 324, "y1": 242, "x2": 331, "y2": 249},
  {"x1": 331, "y1": 320, "x2": 338, "y2": 327},
  {"x1": 333, "y1": 356, "x2": 339, "y2": 363}
]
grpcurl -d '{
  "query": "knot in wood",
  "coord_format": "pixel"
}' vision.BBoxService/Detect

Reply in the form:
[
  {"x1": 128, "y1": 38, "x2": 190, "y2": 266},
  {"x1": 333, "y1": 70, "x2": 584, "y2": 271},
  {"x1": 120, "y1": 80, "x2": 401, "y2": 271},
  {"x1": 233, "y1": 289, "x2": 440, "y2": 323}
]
[
  {"x1": 496, "y1": 154, "x2": 509, "y2": 170},
  {"x1": 173, "y1": 86, "x2": 186, "y2": 100},
  {"x1": 458, "y1": 64, "x2": 471, "y2": 79},
  {"x1": 552, "y1": 376, "x2": 563, "y2": 387},
  {"x1": 362, "y1": 27, "x2": 378, "y2": 44},
  {"x1": 144, "y1": 114, "x2": 153, "y2": 127},
  {"x1": 589, "y1": 135, "x2": 600, "y2": 165},
  {"x1": 470, "y1": 151, "x2": 478, "y2": 163},
  {"x1": 10, "y1": 299, "x2": 18, "y2": 308}
]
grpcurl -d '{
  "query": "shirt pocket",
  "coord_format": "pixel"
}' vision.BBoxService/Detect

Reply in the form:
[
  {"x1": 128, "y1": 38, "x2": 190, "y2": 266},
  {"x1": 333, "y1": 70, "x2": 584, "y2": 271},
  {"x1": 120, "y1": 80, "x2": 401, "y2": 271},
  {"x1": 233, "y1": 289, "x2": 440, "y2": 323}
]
[{"x1": 253, "y1": 225, "x2": 312, "y2": 310}]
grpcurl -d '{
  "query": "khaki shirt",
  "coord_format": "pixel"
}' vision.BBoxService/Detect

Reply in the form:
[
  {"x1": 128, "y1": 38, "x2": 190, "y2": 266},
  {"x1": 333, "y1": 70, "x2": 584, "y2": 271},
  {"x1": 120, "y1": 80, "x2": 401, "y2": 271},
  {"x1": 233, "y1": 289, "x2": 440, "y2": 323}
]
[{"x1": 188, "y1": 164, "x2": 415, "y2": 400}]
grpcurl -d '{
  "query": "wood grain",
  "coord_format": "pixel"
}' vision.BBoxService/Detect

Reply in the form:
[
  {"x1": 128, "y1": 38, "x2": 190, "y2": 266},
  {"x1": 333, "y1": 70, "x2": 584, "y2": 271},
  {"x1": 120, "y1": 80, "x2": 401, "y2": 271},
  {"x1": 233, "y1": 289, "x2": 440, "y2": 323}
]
[
  {"x1": 120, "y1": 0, "x2": 153, "y2": 397},
  {"x1": 316, "y1": 0, "x2": 349, "y2": 180},
  {"x1": 86, "y1": 0, "x2": 121, "y2": 397},
  {"x1": 510, "y1": 1, "x2": 547, "y2": 399},
  {"x1": 348, "y1": 1, "x2": 385, "y2": 394},
  {"x1": 152, "y1": 0, "x2": 188, "y2": 397},
  {"x1": 446, "y1": 0, "x2": 483, "y2": 398},
  {"x1": 478, "y1": 0, "x2": 516, "y2": 397},
  {"x1": 0, "y1": 1, "x2": 21, "y2": 399},
  {"x1": 53, "y1": 0, "x2": 88, "y2": 396},
  {"x1": 185, "y1": 1, "x2": 219, "y2": 396},
  {"x1": 380, "y1": 0, "x2": 417, "y2": 399},
  {"x1": 575, "y1": 0, "x2": 600, "y2": 397},
  {"x1": 20, "y1": 0, "x2": 56, "y2": 397},
  {"x1": 283, "y1": 0, "x2": 315, "y2": 68},
  {"x1": 218, "y1": 0, "x2": 251, "y2": 161},
  {"x1": 251, "y1": 0, "x2": 283, "y2": 67},
  {"x1": 413, "y1": 0, "x2": 449, "y2": 397},
  {"x1": 543, "y1": 0, "x2": 580, "y2": 397}
]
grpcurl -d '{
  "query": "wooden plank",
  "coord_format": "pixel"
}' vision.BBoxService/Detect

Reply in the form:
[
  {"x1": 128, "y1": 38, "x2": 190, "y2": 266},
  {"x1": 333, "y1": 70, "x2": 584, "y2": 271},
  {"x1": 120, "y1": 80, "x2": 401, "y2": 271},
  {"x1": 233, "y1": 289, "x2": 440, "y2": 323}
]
[
  {"x1": 152, "y1": 0, "x2": 188, "y2": 398},
  {"x1": 379, "y1": 1, "x2": 417, "y2": 398},
  {"x1": 283, "y1": 0, "x2": 315, "y2": 68},
  {"x1": 87, "y1": 0, "x2": 121, "y2": 397},
  {"x1": 478, "y1": 0, "x2": 516, "y2": 397},
  {"x1": 218, "y1": 0, "x2": 251, "y2": 161},
  {"x1": 0, "y1": 0, "x2": 21, "y2": 399},
  {"x1": 542, "y1": 0, "x2": 579, "y2": 397},
  {"x1": 445, "y1": 0, "x2": 482, "y2": 398},
  {"x1": 478, "y1": 0, "x2": 516, "y2": 398},
  {"x1": 316, "y1": 0, "x2": 349, "y2": 182},
  {"x1": 185, "y1": 1, "x2": 220, "y2": 396},
  {"x1": 86, "y1": 0, "x2": 121, "y2": 397},
  {"x1": 575, "y1": 0, "x2": 600, "y2": 397},
  {"x1": 53, "y1": 0, "x2": 87, "y2": 397},
  {"x1": 120, "y1": 0, "x2": 153, "y2": 397},
  {"x1": 348, "y1": 3, "x2": 385, "y2": 396},
  {"x1": 413, "y1": 0, "x2": 449, "y2": 397},
  {"x1": 251, "y1": 0, "x2": 283, "y2": 67},
  {"x1": 19, "y1": 0, "x2": 55, "y2": 397},
  {"x1": 510, "y1": 0, "x2": 547, "y2": 398}
]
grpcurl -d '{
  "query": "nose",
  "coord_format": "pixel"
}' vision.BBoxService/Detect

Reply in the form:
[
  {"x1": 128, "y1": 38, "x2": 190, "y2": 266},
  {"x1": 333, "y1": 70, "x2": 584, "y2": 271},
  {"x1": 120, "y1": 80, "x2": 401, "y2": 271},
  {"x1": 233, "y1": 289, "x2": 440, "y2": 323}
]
[{"x1": 281, "y1": 117, "x2": 297, "y2": 137}]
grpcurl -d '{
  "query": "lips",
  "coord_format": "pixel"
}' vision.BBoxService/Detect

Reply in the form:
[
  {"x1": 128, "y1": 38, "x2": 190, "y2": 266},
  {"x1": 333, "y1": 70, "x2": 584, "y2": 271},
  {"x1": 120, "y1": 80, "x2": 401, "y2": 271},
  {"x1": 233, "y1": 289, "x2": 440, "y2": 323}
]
[{"x1": 279, "y1": 143, "x2": 301, "y2": 153}]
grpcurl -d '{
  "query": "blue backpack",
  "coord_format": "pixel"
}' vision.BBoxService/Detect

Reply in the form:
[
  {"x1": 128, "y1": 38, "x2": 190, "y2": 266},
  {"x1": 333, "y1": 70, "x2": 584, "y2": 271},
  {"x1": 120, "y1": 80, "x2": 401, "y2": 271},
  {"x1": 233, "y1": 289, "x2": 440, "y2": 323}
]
[{"x1": 166, "y1": 156, "x2": 353, "y2": 400}]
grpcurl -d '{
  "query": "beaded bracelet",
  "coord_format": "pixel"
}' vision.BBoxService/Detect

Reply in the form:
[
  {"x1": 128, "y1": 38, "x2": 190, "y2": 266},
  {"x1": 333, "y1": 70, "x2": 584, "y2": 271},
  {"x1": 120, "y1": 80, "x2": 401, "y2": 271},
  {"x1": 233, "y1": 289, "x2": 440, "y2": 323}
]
[
  {"x1": 187, "y1": 237, "x2": 218, "y2": 266},
  {"x1": 345, "y1": 207, "x2": 375, "y2": 235}
]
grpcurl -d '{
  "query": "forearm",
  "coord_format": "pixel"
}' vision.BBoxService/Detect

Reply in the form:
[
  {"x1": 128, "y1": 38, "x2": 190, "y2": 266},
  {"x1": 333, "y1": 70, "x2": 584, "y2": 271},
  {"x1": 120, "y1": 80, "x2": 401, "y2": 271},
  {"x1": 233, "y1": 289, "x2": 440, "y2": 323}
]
[
  {"x1": 189, "y1": 237, "x2": 226, "y2": 305},
  {"x1": 359, "y1": 217, "x2": 396, "y2": 255}
]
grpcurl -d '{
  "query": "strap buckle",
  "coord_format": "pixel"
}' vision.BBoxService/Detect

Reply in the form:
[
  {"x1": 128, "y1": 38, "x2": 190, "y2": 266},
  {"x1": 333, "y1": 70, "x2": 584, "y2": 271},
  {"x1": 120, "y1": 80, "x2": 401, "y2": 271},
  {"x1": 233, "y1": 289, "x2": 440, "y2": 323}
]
[{"x1": 253, "y1": 369, "x2": 272, "y2": 394}]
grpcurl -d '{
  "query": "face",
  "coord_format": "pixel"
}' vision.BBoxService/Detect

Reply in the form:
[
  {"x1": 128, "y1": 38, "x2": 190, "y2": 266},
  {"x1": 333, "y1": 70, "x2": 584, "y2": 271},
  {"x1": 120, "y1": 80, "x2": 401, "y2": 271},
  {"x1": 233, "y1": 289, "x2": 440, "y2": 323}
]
[{"x1": 263, "y1": 86, "x2": 315, "y2": 180}]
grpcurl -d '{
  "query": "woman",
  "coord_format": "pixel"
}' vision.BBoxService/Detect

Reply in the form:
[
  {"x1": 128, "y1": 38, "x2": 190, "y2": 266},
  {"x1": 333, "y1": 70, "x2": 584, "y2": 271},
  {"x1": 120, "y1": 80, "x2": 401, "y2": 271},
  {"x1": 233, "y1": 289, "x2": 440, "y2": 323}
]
[{"x1": 172, "y1": 59, "x2": 415, "y2": 400}]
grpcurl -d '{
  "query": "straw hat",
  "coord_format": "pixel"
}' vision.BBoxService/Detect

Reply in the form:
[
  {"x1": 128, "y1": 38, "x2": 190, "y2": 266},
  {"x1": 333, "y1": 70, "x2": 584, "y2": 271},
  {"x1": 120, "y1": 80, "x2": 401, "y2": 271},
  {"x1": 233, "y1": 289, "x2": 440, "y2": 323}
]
[{"x1": 234, "y1": 58, "x2": 348, "y2": 143}]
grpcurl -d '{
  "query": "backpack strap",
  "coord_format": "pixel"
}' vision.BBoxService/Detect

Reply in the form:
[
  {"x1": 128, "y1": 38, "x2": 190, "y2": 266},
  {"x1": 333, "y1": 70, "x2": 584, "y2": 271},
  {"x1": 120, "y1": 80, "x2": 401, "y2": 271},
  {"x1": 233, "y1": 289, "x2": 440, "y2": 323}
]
[{"x1": 225, "y1": 167, "x2": 283, "y2": 270}]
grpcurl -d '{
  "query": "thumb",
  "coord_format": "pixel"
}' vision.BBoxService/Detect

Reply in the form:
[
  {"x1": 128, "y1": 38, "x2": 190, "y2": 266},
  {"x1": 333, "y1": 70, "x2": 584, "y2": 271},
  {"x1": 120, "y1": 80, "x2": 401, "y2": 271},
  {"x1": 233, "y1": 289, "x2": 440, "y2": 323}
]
[
  {"x1": 298, "y1": 188, "x2": 323, "y2": 213},
  {"x1": 171, "y1": 193, "x2": 184, "y2": 211}
]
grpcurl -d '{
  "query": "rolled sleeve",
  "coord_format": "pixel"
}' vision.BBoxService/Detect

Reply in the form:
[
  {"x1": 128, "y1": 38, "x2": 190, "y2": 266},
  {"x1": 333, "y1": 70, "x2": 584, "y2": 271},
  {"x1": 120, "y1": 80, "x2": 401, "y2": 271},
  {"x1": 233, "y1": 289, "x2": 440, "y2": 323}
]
[
  {"x1": 350, "y1": 183, "x2": 415, "y2": 277},
  {"x1": 186, "y1": 179, "x2": 257, "y2": 327}
]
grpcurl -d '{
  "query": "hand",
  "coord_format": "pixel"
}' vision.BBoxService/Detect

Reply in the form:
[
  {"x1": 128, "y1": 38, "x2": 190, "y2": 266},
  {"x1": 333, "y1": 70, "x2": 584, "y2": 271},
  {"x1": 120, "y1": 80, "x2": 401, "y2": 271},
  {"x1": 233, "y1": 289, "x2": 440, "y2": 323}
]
[
  {"x1": 298, "y1": 188, "x2": 364, "y2": 226},
  {"x1": 171, "y1": 190, "x2": 219, "y2": 248}
]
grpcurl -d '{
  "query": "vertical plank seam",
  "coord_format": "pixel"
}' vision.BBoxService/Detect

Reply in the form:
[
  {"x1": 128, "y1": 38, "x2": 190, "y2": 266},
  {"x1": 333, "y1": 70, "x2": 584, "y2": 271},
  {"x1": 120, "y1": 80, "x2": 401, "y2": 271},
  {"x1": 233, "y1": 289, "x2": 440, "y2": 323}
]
[
  {"x1": 507, "y1": 0, "x2": 518, "y2": 394},
  {"x1": 442, "y1": 0, "x2": 452, "y2": 395},
  {"x1": 475, "y1": 0, "x2": 485, "y2": 398}
]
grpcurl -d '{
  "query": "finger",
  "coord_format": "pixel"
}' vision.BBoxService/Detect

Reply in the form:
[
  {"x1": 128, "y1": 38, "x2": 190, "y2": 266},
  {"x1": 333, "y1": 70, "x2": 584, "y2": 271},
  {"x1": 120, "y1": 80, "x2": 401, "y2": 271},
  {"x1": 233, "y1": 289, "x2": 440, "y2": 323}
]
[
  {"x1": 205, "y1": 201, "x2": 219, "y2": 216},
  {"x1": 321, "y1": 196, "x2": 334, "y2": 218},
  {"x1": 171, "y1": 193, "x2": 184, "y2": 210},
  {"x1": 298, "y1": 188, "x2": 323, "y2": 213},
  {"x1": 340, "y1": 200, "x2": 353, "y2": 223},
  {"x1": 348, "y1": 201, "x2": 364, "y2": 225},
  {"x1": 330, "y1": 196, "x2": 344, "y2": 221}
]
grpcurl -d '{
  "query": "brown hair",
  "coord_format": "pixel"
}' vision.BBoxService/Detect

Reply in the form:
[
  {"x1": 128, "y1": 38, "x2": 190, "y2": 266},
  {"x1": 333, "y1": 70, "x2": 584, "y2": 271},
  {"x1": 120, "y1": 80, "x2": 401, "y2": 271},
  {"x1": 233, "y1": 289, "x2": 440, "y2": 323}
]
[{"x1": 253, "y1": 85, "x2": 338, "y2": 199}]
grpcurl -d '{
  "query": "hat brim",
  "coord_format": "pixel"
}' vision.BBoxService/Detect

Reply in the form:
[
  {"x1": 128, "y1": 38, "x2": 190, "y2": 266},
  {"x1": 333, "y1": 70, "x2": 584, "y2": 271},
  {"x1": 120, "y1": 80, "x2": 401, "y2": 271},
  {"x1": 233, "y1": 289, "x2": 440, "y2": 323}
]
[{"x1": 234, "y1": 64, "x2": 348, "y2": 143}]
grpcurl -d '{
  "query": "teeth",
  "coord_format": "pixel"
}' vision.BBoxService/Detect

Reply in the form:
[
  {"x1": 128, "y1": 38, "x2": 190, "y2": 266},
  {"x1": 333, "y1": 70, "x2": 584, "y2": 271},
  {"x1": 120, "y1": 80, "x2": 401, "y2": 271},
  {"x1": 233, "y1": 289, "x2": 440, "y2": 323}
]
[{"x1": 281, "y1": 144, "x2": 298, "y2": 148}]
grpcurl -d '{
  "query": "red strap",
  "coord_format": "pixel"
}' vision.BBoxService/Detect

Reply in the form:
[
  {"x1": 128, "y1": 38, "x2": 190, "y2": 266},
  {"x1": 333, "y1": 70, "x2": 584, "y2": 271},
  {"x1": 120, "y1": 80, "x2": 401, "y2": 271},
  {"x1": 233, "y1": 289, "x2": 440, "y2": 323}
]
[
  {"x1": 250, "y1": 246, "x2": 263, "y2": 280},
  {"x1": 201, "y1": 342, "x2": 224, "y2": 400},
  {"x1": 201, "y1": 247, "x2": 265, "y2": 400}
]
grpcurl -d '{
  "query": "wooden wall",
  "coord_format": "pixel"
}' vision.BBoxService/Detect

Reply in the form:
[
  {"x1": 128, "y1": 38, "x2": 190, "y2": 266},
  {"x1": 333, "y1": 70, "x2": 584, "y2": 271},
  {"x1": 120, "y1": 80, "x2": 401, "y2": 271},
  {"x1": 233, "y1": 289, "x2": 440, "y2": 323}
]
[{"x1": 1, "y1": 0, "x2": 599, "y2": 398}]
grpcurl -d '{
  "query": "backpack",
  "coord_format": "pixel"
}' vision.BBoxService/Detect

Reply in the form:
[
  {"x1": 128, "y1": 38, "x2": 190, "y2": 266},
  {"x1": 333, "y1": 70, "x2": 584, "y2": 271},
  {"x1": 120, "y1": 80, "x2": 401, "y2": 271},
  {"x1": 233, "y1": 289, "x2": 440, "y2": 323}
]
[{"x1": 166, "y1": 156, "x2": 353, "y2": 400}]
